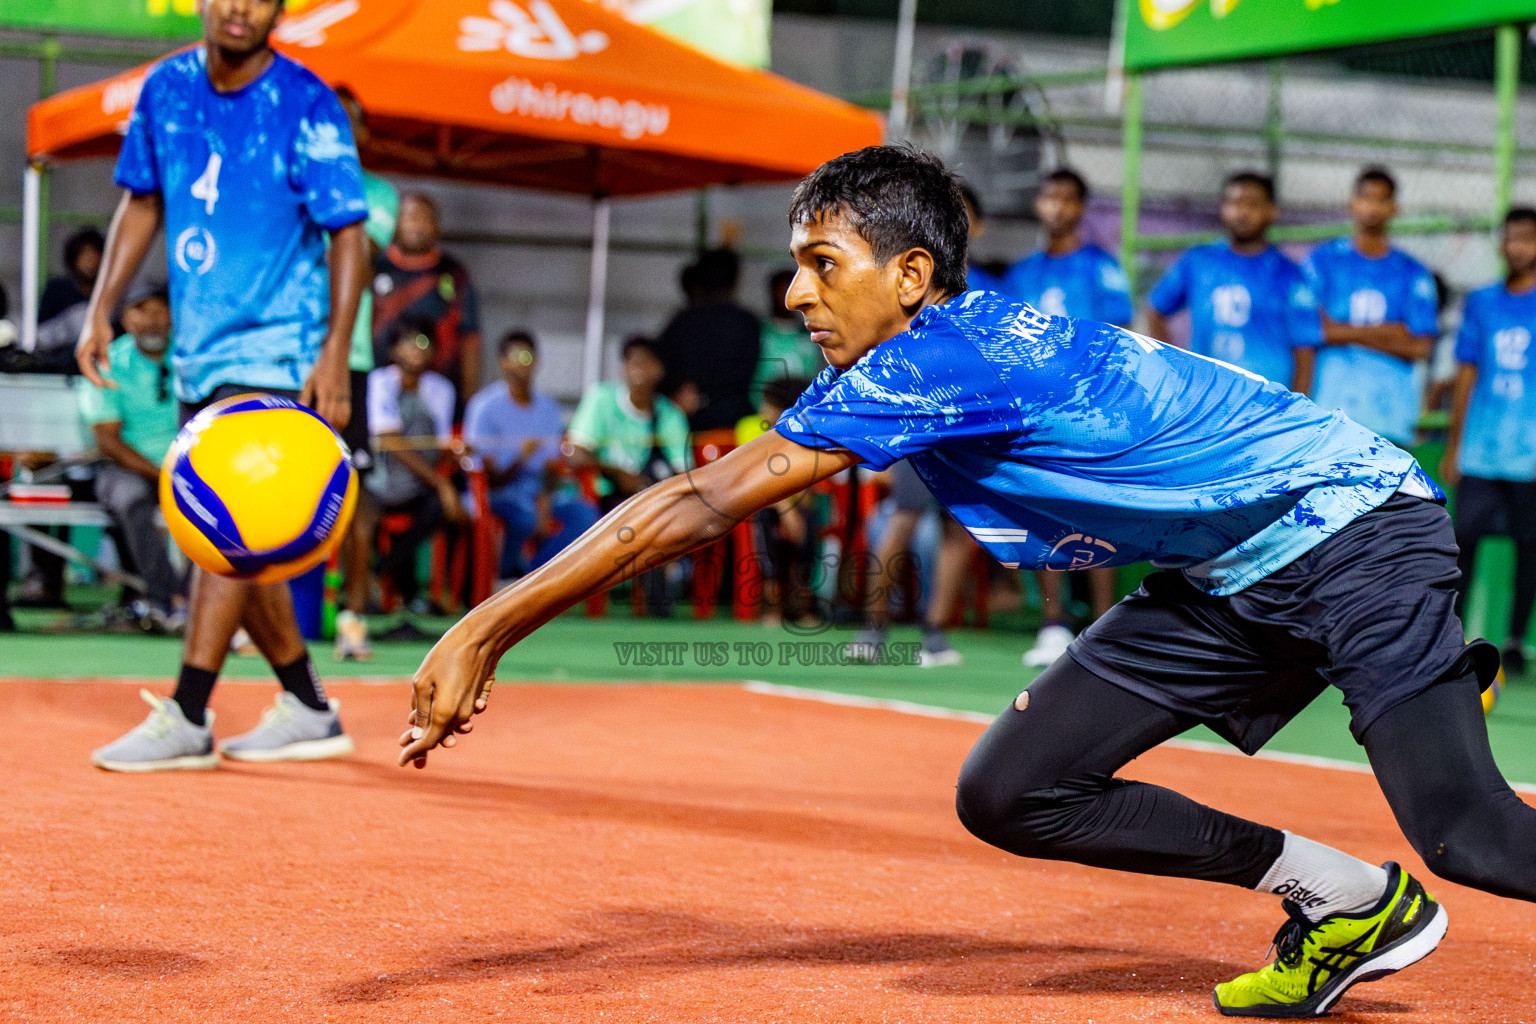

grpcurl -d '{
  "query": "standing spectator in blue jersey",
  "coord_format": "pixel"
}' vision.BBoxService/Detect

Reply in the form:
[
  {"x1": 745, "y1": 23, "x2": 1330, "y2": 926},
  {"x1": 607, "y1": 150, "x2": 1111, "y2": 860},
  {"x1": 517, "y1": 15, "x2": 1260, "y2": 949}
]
[
  {"x1": 1146, "y1": 171, "x2": 1322, "y2": 392},
  {"x1": 1307, "y1": 168, "x2": 1439, "y2": 446},
  {"x1": 1443, "y1": 207, "x2": 1536, "y2": 675},
  {"x1": 76, "y1": 0, "x2": 369, "y2": 772},
  {"x1": 1004, "y1": 167, "x2": 1133, "y2": 668},
  {"x1": 407, "y1": 148, "x2": 1535, "y2": 1019}
]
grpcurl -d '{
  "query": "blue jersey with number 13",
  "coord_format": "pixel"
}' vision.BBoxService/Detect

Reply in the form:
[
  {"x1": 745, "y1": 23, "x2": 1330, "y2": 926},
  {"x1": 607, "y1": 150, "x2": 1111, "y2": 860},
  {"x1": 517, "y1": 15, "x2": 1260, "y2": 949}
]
[{"x1": 114, "y1": 48, "x2": 367, "y2": 402}]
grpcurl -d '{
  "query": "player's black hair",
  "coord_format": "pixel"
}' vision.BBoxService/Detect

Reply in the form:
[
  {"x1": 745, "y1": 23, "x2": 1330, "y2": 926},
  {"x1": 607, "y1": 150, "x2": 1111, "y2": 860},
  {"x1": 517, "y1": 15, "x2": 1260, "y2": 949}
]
[
  {"x1": 1043, "y1": 167, "x2": 1090, "y2": 202},
  {"x1": 1505, "y1": 206, "x2": 1536, "y2": 229},
  {"x1": 64, "y1": 227, "x2": 105, "y2": 275},
  {"x1": 622, "y1": 335, "x2": 660, "y2": 361},
  {"x1": 761, "y1": 375, "x2": 814, "y2": 413},
  {"x1": 392, "y1": 315, "x2": 437, "y2": 349},
  {"x1": 497, "y1": 328, "x2": 537, "y2": 357},
  {"x1": 788, "y1": 145, "x2": 970, "y2": 297},
  {"x1": 693, "y1": 248, "x2": 740, "y2": 294},
  {"x1": 0, "y1": 279, "x2": 8, "y2": 322},
  {"x1": 1355, "y1": 165, "x2": 1397, "y2": 198},
  {"x1": 1223, "y1": 170, "x2": 1276, "y2": 203}
]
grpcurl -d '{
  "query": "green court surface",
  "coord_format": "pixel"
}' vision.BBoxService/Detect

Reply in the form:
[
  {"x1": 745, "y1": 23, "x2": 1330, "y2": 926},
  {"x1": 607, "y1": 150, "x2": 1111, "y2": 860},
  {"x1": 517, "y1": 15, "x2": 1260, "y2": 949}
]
[{"x1": 6, "y1": 603, "x2": 1536, "y2": 786}]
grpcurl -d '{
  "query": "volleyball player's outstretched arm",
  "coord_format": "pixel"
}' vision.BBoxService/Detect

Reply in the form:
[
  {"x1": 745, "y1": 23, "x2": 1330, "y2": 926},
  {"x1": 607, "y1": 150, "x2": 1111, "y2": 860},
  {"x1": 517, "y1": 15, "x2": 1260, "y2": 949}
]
[{"x1": 399, "y1": 429, "x2": 859, "y2": 767}]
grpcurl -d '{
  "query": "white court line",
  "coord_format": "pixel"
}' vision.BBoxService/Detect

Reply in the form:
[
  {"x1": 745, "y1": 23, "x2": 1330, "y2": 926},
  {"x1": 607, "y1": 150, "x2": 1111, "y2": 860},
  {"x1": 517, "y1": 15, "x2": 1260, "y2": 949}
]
[{"x1": 740, "y1": 680, "x2": 1536, "y2": 796}]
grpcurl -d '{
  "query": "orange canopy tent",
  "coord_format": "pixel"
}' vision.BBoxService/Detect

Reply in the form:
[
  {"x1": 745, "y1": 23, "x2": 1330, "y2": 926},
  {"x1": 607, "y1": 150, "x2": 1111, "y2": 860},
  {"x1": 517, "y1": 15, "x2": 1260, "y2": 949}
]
[{"x1": 22, "y1": 0, "x2": 882, "y2": 380}]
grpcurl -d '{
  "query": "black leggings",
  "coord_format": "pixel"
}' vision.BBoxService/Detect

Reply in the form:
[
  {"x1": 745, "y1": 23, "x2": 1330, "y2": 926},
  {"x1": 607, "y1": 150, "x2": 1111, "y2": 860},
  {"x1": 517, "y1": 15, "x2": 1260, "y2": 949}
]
[{"x1": 956, "y1": 657, "x2": 1536, "y2": 900}]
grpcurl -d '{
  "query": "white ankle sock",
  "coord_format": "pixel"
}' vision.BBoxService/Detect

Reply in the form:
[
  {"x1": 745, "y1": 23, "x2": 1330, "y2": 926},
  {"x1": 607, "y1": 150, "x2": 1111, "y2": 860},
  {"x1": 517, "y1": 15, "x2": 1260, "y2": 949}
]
[{"x1": 1255, "y1": 832, "x2": 1389, "y2": 922}]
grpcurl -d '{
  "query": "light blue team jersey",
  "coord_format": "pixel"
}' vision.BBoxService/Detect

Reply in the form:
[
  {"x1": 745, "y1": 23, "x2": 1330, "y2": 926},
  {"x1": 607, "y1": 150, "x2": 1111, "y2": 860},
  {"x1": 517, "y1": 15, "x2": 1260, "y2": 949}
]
[
  {"x1": 778, "y1": 292, "x2": 1427, "y2": 596},
  {"x1": 1148, "y1": 241, "x2": 1322, "y2": 387},
  {"x1": 1001, "y1": 243, "x2": 1134, "y2": 325},
  {"x1": 1305, "y1": 237, "x2": 1439, "y2": 445},
  {"x1": 1455, "y1": 283, "x2": 1536, "y2": 481},
  {"x1": 114, "y1": 49, "x2": 368, "y2": 402}
]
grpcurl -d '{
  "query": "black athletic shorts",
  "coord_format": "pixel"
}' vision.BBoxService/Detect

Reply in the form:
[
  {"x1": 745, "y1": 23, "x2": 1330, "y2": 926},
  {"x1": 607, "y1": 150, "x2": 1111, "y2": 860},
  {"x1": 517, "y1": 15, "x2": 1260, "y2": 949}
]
[
  {"x1": 1068, "y1": 493, "x2": 1498, "y2": 755},
  {"x1": 339, "y1": 369, "x2": 372, "y2": 472},
  {"x1": 178, "y1": 383, "x2": 303, "y2": 428}
]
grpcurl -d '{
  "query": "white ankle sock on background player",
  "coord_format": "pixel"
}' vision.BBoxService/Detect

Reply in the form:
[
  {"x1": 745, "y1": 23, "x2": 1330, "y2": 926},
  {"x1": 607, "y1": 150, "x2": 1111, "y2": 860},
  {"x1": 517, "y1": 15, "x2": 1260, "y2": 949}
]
[{"x1": 1256, "y1": 831, "x2": 1389, "y2": 920}]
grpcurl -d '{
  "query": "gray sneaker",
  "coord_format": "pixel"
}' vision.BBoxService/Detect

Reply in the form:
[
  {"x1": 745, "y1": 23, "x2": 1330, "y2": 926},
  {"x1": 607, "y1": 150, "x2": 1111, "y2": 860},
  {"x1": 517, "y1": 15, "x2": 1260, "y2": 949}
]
[
  {"x1": 219, "y1": 693, "x2": 355, "y2": 763},
  {"x1": 844, "y1": 627, "x2": 887, "y2": 664},
  {"x1": 91, "y1": 690, "x2": 219, "y2": 773}
]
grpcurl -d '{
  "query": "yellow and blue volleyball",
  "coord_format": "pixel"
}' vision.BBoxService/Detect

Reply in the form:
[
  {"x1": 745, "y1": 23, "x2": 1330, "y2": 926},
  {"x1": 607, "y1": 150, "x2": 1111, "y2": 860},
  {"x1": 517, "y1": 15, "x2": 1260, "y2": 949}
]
[
  {"x1": 158, "y1": 393, "x2": 357, "y2": 584},
  {"x1": 1483, "y1": 667, "x2": 1505, "y2": 716}
]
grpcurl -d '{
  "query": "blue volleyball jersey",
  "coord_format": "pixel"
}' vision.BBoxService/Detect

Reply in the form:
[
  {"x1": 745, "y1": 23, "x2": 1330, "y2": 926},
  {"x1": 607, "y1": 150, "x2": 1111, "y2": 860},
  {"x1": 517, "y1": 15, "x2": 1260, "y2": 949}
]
[
  {"x1": 777, "y1": 291, "x2": 1425, "y2": 596},
  {"x1": 1305, "y1": 237, "x2": 1439, "y2": 445},
  {"x1": 1001, "y1": 243, "x2": 1134, "y2": 325},
  {"x1": 114, "y1": 48, "x2": 368, "y2": 402},
  {"x1": 1455, "y1": 282, "x2": 1536, "y2": 481},
  {"x1": 1148, "y1": 241, "x2": 1322, "y2": 387}
]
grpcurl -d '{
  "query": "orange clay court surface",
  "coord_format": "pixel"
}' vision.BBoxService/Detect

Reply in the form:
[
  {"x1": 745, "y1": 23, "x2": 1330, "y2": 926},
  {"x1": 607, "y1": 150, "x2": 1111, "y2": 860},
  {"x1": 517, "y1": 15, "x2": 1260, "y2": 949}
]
[{"x1": 3, "y1": 678, "x2": 1535, "y2": 1023}]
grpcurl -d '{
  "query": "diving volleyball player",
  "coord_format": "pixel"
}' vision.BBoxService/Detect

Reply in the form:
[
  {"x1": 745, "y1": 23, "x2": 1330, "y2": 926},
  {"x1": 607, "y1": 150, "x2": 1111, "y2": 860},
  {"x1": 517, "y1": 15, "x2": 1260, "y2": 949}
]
[{"x1": 403, "y1": 146, "x2": 1535, "y2": 1017}]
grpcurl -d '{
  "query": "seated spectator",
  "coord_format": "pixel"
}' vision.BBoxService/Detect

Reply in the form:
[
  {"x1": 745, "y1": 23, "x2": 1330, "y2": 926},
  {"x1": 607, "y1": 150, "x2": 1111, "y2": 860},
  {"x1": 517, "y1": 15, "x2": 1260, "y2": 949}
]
[
  {"x1": 371, "y1": 191, "x2": 483, "y2": 408},
  {"x1": 76, "y1": 280, "x2": 184, "y2": 631},
  {"x1": 464, "y1": 330, "x2": 598, "y2": 584},
  {"x1": 337, "y1": 319, "x2": 462, "y2": 660},
  {"x1": 36, "y1": 227, "x2": 104, "y2": 360},
  {"x1": 753, "y1": 269, "x2": 824, "y2": 406},
  {"x1": 655, "y1": 248, "x2": 760, "y2": 431},
  {"x1": 737, "y1": 376, "x2": 820, "y2": 627},
  {"x1": 568, "y1": 336, "x2": 691, "y2": 613}
]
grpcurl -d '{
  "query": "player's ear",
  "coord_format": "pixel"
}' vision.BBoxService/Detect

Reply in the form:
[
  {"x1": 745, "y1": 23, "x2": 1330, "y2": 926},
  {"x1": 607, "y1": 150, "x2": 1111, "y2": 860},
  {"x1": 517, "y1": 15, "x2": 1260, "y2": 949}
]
[{"x1": 893, "y1": 246, "x2": 936, "y2": 311}]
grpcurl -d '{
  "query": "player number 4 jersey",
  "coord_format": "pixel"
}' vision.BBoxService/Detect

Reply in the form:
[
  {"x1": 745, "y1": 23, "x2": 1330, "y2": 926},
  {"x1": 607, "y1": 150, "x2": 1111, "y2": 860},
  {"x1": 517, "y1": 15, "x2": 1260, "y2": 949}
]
[
  {"x1": 778, "y1": 292, "x2": 1430, "y2": 596},
  {"x1": 114, "y1": 48, "x2": 368, "y2": 402}
]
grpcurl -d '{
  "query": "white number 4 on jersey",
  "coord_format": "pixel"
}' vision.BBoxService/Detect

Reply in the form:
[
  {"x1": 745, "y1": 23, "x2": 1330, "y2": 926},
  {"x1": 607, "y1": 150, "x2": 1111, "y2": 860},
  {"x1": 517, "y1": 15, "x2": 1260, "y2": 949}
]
[{"x1": 191, "y1": 153, "x2": 222, "y2": 215}]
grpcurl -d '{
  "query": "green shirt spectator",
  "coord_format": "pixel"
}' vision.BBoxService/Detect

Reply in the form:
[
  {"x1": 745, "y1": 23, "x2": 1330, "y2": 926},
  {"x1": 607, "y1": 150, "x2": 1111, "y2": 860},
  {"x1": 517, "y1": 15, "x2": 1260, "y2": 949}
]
[
  {"x1": 568, "y1": 383, "x2": 691, "y2": 497},
  {"x1": 78, "y1": 334, "x2": 178, "y2": 464},
  {"x1": 753, "y1": 268, "x2": 823, "y2": 405}
]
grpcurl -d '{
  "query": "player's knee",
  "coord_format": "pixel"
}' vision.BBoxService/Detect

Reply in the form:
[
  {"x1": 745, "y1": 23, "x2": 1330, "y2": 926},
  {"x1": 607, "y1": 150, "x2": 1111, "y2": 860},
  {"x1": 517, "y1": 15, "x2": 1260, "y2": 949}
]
[{"x1": 954, "y1": 768, "x2": 1091, "y2": 858}]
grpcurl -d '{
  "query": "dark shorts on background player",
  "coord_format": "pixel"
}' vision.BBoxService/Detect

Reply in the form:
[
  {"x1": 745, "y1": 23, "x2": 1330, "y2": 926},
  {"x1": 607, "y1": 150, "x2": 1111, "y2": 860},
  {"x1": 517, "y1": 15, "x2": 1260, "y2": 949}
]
[
  {"x1": 1068, "y1": 494, "x2": 1498, "y2": 755},
  {"x1": 888, "y1": 458, "x2": 938, "y2": 513},
  {"x1": 1454, "y1": 475, "x2": 1536, "y2": 547},
  {"x1": 178, "y1": 383, "x2": 304, "y2": 428},
  {"x1": 340, "y1": 369, "x2": 372, "y2": 472}
]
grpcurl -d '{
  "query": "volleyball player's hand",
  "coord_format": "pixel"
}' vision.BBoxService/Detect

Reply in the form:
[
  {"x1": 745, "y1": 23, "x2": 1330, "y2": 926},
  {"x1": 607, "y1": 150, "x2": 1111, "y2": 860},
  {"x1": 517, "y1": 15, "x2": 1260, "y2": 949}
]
[
  {"x1": 301, "y1": 347, "x2": 351, "y2": 431},
  {"x1": 399, "y1": 626, "x2": 497, "y2": 768},
  {"x1": 77, "y1": 313, "x2": 118, "y2": 390}
]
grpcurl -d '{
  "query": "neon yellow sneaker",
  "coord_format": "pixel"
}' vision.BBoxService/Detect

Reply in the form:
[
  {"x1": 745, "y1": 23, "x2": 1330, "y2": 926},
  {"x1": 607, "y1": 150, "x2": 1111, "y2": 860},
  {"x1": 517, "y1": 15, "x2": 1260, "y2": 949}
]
[{"x1": 1214, "y1": 862, "x2": 1447, "y2": 1018}]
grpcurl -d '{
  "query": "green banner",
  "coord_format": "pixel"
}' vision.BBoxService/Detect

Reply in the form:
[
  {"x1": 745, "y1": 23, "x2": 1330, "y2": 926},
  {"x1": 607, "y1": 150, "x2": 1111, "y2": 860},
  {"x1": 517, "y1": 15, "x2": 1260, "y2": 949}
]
[
  {"x1": 599, "y1": 0, "x2": 771, "y2": 68},
  {"x1": 1123, "y1": 0, "x2": 1536, "y2": 71},
  {"x1": 1, "y1": 0, "x2": 202, "y2": 38}
]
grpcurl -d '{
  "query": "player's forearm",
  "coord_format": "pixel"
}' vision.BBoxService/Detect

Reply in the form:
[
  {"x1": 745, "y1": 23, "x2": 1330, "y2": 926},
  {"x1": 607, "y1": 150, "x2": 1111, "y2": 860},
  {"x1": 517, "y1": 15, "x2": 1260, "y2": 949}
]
[
  {"x1": 453, "y1": 474, "x2": 736, "y2": 655},
  {"x1": 1143, "y1": 308, "x2": 1169, "y2": 342},
  {"x1": 1324, "y1": 319, "x2": 1431, "y2": 361},
  {"x1": 89, "y1": 193, "x2": 163, "y2": 327},
  {"x1": 325, "y1": 221, "x2": 367, "y2": 349},
  {"x1": 1290, "y1": 347, "x2": 1315, "y2": 397},
  {"x1": 94, "y1": 425, "x2": 161, "y2": 480}
]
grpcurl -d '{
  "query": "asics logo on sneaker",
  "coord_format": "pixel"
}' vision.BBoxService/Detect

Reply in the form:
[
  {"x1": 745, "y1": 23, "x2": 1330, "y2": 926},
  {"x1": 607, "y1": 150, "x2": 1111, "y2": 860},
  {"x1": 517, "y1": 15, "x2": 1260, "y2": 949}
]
[
  {"x1": 1271, "y1": 879, "x2": 1330, "y2": 911},
  {"x1": 1305, "y1": 925, "x2": 1379, "y2": 994}
]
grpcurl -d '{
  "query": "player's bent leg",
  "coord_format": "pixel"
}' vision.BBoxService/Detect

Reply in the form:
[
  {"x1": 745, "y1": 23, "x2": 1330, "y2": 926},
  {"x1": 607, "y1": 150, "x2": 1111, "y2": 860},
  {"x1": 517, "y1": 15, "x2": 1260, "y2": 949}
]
[
  {"x1": 1363, "y1": 672, "x2": 1536, "y2": 902},
  {"x1": 955, "y1": 656, "x2": 1284, "y2": 886}
]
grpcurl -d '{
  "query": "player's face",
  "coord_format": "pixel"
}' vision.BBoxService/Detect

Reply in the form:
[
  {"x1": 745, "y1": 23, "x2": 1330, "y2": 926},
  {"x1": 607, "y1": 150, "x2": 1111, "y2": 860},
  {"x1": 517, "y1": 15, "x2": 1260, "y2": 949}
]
[
  {"x1": 1035, "y1": 180, "x2": 1084, "y2": 237},
  {"x1": 200, "y1": 0, "x2": 284, "y2": 56},
  {"x1": 787, "y1": 212, "x2": 921, "y2": 371},
  {"x1": 1503, "y1": 220, "x2": 1536, "y2": 277},
  {"x1": 1220, "y1": 182, "x2": 1275, "y2": 245},
  {"x1": 1350, "y1": 180, "x2": 1397, "y2": 233},
  {"x1": 395, "y1": 197, "x2": 440, "y2": 255},
  {"x1": 622, "y1": 347, "x2": 664, "y2": 393}
]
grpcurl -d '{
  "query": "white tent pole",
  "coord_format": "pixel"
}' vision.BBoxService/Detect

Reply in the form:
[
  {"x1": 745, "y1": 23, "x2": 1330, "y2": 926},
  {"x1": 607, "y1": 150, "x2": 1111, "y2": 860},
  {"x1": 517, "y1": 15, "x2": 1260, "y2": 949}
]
[
  {"x1": 581, "y1": 196, "x2": 612, "y2": 393},
  {"x1": 887, "y1": 0, "x2": 919, "y2": 142},
  {"x1": 21, "y1": 163, "x2": 41, "y2": 353}
]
